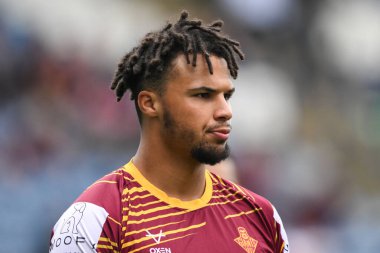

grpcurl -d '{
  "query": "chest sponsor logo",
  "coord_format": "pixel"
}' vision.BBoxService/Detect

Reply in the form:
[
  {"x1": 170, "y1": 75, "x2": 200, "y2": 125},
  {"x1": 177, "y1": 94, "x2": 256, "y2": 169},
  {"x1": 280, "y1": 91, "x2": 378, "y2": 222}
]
[
  {"x1": 146, "y1": 230, "x2": 171, "y2": 253},
  {"x1": 149, "y1": 248, "x2": 172, "y2": 253},
  {"x1": 146, "y1": 229, "x2": 166, "y2": 244},
  {"x1": 234, "y1": 227, "x2": 258, "y2": 253}
]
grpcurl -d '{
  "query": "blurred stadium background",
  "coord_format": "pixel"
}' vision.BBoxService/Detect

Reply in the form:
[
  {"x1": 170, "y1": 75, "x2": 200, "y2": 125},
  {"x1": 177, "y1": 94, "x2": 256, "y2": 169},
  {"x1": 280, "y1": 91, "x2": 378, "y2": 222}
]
[{"x1": 1, "y1": 0, "x2": 380, "y2": 252}]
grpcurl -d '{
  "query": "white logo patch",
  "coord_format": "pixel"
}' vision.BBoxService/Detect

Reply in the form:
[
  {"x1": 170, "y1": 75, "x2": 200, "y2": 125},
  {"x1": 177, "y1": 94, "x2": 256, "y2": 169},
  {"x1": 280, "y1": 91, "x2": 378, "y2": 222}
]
[{"x1": 50, "y1": 202, "x2": 108, "y2": 252}]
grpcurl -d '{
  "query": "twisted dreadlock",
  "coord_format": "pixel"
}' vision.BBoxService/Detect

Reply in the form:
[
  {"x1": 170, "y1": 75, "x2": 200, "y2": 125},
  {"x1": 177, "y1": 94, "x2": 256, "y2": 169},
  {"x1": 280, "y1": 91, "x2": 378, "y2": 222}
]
[{"x1": 111, "y1": 10, "x2": 244, "y2": 120}]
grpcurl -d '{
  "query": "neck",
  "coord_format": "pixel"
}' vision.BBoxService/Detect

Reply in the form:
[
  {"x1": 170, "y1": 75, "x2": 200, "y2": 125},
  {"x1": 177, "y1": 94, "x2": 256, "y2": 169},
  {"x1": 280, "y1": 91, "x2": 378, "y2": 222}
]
[{"x1": 133, "y1": 133, "x2": 207, "y2": 201}]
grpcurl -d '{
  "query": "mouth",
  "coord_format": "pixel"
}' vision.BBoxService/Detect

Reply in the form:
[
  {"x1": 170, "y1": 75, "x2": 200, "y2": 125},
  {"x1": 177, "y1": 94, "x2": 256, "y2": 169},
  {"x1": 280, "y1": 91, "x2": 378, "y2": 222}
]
[{"x1": 207, "y1": 127, "x2": 231, "y2": 142}]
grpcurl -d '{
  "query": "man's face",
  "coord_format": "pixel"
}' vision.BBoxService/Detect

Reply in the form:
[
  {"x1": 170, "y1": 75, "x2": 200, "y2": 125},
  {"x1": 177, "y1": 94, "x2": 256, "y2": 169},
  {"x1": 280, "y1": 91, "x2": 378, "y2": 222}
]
[{"x1": 160, "y1": 54, "x2": 234, "y2": 165}]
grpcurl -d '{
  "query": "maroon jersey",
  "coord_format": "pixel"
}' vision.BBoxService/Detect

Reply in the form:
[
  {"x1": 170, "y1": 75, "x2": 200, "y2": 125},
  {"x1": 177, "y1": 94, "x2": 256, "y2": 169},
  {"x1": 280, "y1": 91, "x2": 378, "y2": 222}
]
[{"x1": 50, "y1": 161, "x2": 289, "y2": 253}]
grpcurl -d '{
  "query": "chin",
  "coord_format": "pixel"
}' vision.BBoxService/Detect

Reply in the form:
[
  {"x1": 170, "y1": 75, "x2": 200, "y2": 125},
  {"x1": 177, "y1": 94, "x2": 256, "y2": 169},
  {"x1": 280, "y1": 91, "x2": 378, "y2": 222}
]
[{"x1": 191, "y1": 143, "x2": 230, "y2": 165}]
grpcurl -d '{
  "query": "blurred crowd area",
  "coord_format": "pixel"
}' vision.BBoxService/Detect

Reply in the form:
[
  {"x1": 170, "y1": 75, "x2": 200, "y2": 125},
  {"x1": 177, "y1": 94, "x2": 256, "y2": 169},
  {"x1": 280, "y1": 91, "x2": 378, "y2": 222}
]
[{"x1": 0, "y1": 0, "x2": 380, "y2": 252}]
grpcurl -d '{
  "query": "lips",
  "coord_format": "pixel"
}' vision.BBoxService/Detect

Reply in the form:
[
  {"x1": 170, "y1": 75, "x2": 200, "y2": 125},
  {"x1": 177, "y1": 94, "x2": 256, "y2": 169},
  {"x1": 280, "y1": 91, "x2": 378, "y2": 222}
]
[{"x1": 207, "y1": 127, "x2": 231, "y2": 141}]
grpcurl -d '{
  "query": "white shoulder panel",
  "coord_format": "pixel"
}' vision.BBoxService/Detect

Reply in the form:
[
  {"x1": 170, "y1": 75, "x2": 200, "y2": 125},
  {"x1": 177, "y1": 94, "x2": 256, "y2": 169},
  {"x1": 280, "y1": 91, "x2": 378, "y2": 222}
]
[
  {"x1": 50, "y1": 202, "x2": 109, "y2": 253},
  {"x1": 272, "y1": 205, "x2": 290, "y2": 253}
]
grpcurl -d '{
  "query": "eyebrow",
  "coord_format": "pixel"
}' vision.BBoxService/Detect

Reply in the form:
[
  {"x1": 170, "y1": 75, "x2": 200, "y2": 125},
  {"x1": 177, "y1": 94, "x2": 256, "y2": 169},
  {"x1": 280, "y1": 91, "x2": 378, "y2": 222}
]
[{"x1": 189, "y1": 86, "x2": 235, "y2": 94}]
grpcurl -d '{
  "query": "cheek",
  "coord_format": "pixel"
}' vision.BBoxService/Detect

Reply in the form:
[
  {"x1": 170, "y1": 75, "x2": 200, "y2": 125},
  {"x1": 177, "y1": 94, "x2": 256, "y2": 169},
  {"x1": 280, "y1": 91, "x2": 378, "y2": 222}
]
[
  {"x1": 167, "y1": 99, "x2": 210, "y2": 131},
  {"x1": 173, "y1": 112, "x2": 207, "y2": 136},
  {"x1": 184, "y1": 109, "x2": 208, "y2": 127}
]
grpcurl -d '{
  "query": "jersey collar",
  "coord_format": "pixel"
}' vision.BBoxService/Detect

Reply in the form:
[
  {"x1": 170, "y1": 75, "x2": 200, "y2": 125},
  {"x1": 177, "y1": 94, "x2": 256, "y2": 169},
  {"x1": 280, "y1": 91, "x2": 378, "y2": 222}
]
[{"x1": 124, "y1": 160, "x2": 213, "y2": 210}]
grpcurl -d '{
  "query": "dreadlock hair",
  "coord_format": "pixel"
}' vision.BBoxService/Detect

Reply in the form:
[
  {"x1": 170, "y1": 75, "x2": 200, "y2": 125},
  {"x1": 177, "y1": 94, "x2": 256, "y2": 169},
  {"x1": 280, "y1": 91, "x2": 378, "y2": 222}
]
[{"x1": 110, "y1": 10, "x2": 244, "y2": 123}]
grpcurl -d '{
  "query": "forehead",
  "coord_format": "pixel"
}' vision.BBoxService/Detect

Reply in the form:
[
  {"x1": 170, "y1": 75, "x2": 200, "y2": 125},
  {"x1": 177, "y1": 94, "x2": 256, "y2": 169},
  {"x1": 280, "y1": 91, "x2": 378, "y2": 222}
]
[{"x1": 166, "y1": 54, "x2": 233, "y2": 90}]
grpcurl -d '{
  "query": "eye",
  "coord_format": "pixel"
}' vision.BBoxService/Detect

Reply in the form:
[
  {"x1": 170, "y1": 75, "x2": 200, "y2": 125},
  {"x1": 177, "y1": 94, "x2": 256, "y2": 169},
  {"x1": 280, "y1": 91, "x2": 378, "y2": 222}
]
[
  {"x1": 195, "y1": 93, "x2": 211, "y2": 99},
  {"x1": 224, "y1": 92, "x2": 233, "y2": 101}
]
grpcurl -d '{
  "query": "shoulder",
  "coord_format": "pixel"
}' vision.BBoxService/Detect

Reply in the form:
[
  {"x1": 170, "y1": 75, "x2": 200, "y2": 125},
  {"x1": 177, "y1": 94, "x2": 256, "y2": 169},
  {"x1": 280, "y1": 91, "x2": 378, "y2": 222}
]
[
  {"x1": 209, "y1": 171, "x2": 285, "y2": 232},
  {"x1": 73, "y1": 166, "x2": 135, "y2": 219},
  {"x1": 82, "y1": 166, "x2": 135, "y2": 198},
  {"x1": 50, "y1": 166, "x2": 133, "y2": 252},
  {"x1": 209, "y1": 172, "x2": 290, "y2": 252},
  {"x1": 59, "y1": 165, "x2": 135, "y2": 228},
  {"x1": 209, "y1": 171, "x2": 274, "y2": 213},
  {"x1": 239, "y1": 184, "x2": 276, "y2": 217},
  {"x1": 76, "y1": 168, "x2": 127, "y2": 203}
]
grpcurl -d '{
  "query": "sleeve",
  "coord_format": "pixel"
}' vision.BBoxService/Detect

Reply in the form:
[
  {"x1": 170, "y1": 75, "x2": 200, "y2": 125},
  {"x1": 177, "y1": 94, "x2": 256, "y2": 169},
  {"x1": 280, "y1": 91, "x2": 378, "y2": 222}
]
[
  {"x1": 49, "y1": 202, "x2": 119, "y2": 253},
  {"x1": 272, "y1": 204, "x2": 290, "y2": 253}
]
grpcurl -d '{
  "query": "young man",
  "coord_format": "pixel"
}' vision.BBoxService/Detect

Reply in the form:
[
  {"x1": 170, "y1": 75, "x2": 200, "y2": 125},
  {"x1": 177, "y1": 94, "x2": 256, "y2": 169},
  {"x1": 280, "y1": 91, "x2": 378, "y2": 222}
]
[{"x1": 50, "y1": 11, "x2": 289, "y2": 253}]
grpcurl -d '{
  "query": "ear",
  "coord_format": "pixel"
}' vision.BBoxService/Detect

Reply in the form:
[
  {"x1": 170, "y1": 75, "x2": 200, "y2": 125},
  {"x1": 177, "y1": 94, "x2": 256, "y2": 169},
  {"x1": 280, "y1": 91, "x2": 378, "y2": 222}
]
[{"x1": 137, "y1": 90, "x2": 162, "y2": 118}]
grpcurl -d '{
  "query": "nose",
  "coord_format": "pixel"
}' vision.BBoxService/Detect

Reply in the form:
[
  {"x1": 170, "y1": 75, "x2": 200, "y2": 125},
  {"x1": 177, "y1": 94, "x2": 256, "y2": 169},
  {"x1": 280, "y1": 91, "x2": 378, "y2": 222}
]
[{"x1": 214, "y1": 95, "x2": 232, "y2": 122}]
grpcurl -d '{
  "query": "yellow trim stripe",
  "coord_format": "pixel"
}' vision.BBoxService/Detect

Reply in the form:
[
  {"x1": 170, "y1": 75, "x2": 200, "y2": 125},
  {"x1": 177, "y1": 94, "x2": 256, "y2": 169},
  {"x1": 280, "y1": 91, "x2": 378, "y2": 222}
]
[
  {"x1": 224, "y1": 208, "x2": 262, "y2": 219},
  {"x1": 122, "y1": 215, "x2": 128, "y2": 224},
  {"x1": 208, "y1": 172, "x2": 219, "y2": 184},
  {"x1": 98, "y1": 237, "x2": 118, "y2": 247},
  {"x1": 123, "y1": 220, "x2": 186, "y2": 238},
  {"x1": 213, "y1": 188, "x2": 231, "y2": 193},
  {"x1": 126, "y1": 199, "x2": 162, "y2": 210},
  {"x1": 208, "y1": 196, "x2": 245, "y2": 206},
  {"x1": 86, "y1": 180, "x2": 118, "y2": 191},
  {"x1": 127, "y1": 209, "x2": 192, "y2": 225},
  {"x1": 212, "y1": 191, "x2": 241, "y2": 199},
  {"x1": 126, "y1": 205, "x2": 173, "y2": 218},
  {"x1": 123, "y1": 186, "x2": 149, "y2": 195},
  {"x1": 95, "y1": 180, "x2": 118, "y2": 184},
  {"x1": 122, "y1": 193, "x2": 153, "y2": 202},
  {"x1": 232, "y1": 182, "x2": 256, "y2": 202},
  {"x1": 122, "y1": 222, "x2": 205, "y2": 248},
  {"x1": 165, "y1": 222, "x2": 206, "y2": 235},
  {"x1": 107, "y1": 215, "x2": 121, "y2": 227},
  {"x1": 123, "y1": 176, "x2": 136, "y2": 182},
  {"x1": 232, "y1": 182, "x2": 244, "y2": 193},
  {"x1": 130, "y1": 193, "x2": 152, "y2": 201},
  {"x1": 90, "y1": 180, "x2": 118, "y2": 188},
  {"x1": 215, "y1": 175, "x2": 226, "y2": 187},
  {"x1": 97, "y1": 244, "x2": 113, "y2": 249}
]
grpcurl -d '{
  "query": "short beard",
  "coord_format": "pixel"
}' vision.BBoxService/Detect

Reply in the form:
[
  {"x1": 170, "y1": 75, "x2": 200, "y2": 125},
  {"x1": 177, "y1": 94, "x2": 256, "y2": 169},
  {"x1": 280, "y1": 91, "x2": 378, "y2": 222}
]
[
  {"x1": 163, "y1": 106, "x2": 230, "y2": 165},
  {"x1": 191, "y1": 142, "x2": 230, "y2": 166}
]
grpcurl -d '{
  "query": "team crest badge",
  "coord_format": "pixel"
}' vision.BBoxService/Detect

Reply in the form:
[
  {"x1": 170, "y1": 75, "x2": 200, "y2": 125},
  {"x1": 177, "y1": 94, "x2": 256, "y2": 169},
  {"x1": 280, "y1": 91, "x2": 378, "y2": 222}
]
[{"x1": 234, "y1": 227, "x2": 258, "y2": 253}]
